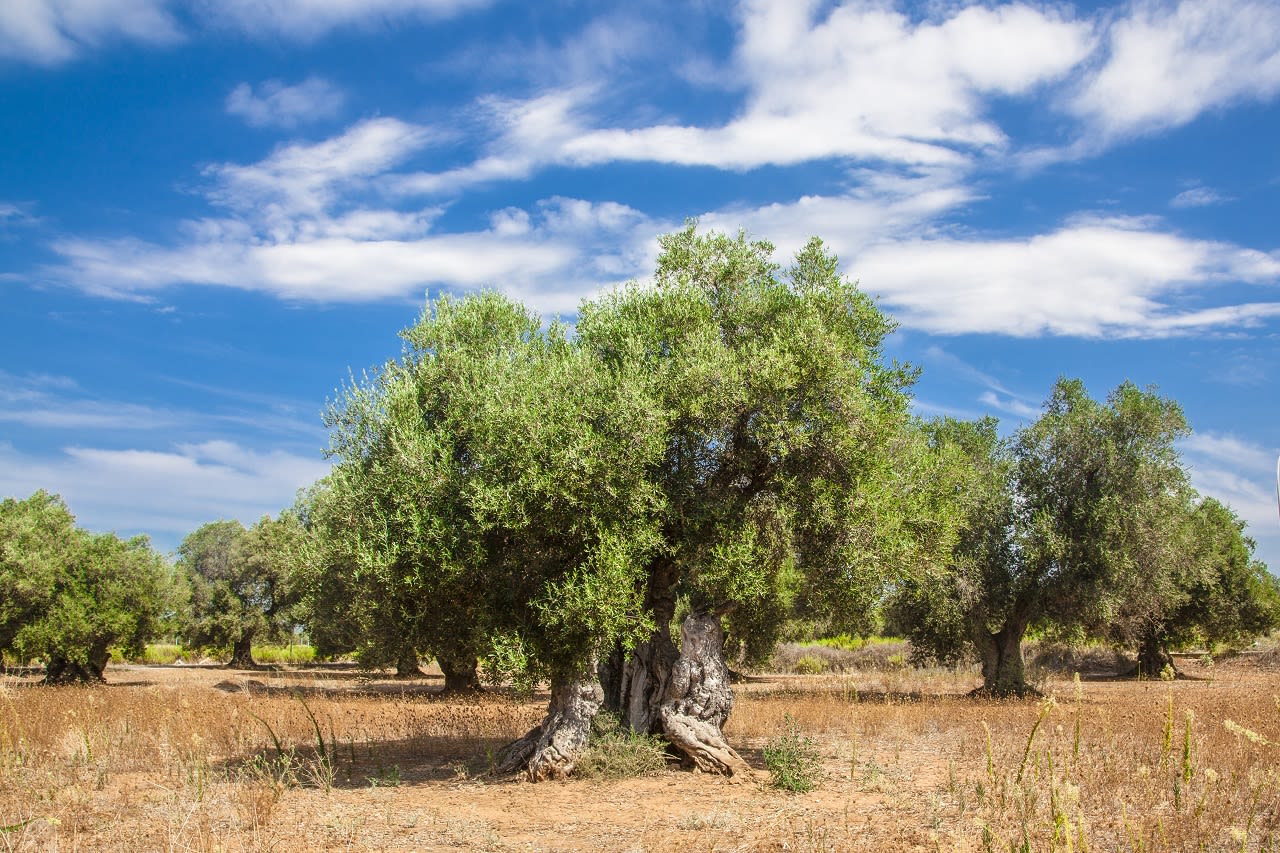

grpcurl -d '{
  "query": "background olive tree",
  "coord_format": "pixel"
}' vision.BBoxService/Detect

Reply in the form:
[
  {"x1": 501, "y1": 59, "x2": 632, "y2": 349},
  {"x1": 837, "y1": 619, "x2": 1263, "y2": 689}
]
[
  {"x1": 179, "y1": 515, "x2": 301, "y2": 669},
  {"x1": 893, "y1": 379, "x2": 1203, "y2": 695},
  {"x1": 0, "y1": 491, "x2": 171, "y2": 683}
]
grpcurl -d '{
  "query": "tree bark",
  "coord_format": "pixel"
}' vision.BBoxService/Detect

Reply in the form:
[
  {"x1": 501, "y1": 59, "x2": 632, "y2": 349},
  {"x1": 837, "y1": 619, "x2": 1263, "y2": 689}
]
[
  {"x1": 974, "y1": 621, "x2": 1034, "y2": 697},
  {"x1": 599, "y1": 560, "x2": 679, "y2": 735},
  {"x1": 438, "y1": 652, "x2": 480, "y2": 693},
  {"x1": 394, "y1": 644, "x2": 425, "y2": 678},
  {"x1": 497, "y1": 672, "x2": 603, "y2": 781},
  {"x1": 657, "y1": 613, "x2": 755, "y2": 778},
  {"x1": 228, "y1": 634, "x2": 258, "y2": 669}
]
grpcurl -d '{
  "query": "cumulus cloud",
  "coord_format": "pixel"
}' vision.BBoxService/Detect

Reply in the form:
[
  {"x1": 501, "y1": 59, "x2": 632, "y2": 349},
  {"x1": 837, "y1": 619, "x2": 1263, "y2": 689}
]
[
  {"x1": 392, "y1": 1, "x2": 1094, "y2": 195},
  {"x1": 0, "y1": 0, "x2": 180, "y2": 64},
  {"x1": 226, "y1": 77, "x2": 346, "y2": 129},
  {"x1": 1068, "y1": 0, "x2": 1280, "y2": 143},
  {"x1": 848, "y1": 217, "x2": 1280, "y2": 337},
  {"x1": 563, "y1": 1, "x2": 1093, "y2": 169}
]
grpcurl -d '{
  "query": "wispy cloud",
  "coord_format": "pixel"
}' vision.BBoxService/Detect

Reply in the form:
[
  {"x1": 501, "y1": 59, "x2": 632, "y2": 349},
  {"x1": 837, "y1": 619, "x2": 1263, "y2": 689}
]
[
  {"x1": 48, "y1": 196, "x2": 660, "y2": 313},
  {"x1": 0, "y1": 439, "x2": 331, "y2": 551},
  {"x1": 1170, "y1": 185, "x2": 1232, "y2": 209},
  {"x1": 0, "y1": 370, "x2": 324, "y2": 441},
  {"x1": 1180, "y1": 433, "x2": 1279, "y2": 565},
  {"x1": 1061, "y1": 0, "x2": 1280, "y2": 151},
  {"x1": 0, "y1": 0, "x2": 181, "y2": 65},
  {"x1": 226, "y1": 77, "x2": 346, "y2": 129},
  {"x1": 197, "y1": 0, "x2": 491, "y2": 41},
  {"x1": 848, "y1": 216, "x2": 1280, "y2": 337}
]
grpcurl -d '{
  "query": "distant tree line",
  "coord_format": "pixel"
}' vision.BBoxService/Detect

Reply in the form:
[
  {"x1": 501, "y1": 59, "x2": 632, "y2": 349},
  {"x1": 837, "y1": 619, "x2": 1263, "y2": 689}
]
[{"x1": 2, "y1": 226, "x2": 1276, "y2": 780}]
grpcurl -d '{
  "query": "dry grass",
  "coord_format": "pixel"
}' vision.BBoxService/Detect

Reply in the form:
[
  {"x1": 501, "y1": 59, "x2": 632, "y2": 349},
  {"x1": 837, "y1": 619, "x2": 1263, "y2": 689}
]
[{"x1": 0, "y1": 659, "x2": 1277, "y2": 851}]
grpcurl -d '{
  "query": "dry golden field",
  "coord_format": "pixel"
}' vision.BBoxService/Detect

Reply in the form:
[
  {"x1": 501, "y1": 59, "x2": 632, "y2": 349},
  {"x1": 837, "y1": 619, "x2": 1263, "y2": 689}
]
[{"x1": 1, "y1": 657, "x2": 1277, "y2": 852}]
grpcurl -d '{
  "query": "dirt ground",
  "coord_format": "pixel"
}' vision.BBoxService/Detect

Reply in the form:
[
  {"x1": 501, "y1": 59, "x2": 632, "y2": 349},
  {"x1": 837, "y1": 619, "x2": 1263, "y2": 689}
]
[{"x1": 2, "y1": 656, "x2": 1277, "y2": 851}]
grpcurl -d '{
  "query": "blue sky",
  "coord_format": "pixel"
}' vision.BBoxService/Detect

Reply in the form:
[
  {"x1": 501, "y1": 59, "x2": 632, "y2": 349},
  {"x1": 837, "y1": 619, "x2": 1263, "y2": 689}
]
[{"x1": 2, "y1": 0, "x2": 1278, "y2": 574}]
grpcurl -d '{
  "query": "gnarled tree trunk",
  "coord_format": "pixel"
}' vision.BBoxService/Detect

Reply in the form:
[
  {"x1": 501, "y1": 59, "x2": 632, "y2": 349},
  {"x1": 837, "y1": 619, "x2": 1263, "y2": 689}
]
[
  {"x1": 438, "y1": 652, "x2": 480, "y2": 693},
  {"x1": 497, "y1": 672, "x2": 603, "y2": 781},
  {"x1": 228, "y1": 634, "x2": 258, "y2": 669},
  {"x1": 658, "y1": 613, "x2": 754, "y2": 778},
  {"x1": 974, "y1": 621, "x2": 1034, "y2": 697}
]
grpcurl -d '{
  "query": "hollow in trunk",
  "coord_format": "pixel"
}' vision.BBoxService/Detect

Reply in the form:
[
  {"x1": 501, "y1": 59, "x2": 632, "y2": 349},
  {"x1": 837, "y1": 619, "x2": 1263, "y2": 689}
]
[{"x1": 599, "y1": 560, "x2": 679, "y2": 735}]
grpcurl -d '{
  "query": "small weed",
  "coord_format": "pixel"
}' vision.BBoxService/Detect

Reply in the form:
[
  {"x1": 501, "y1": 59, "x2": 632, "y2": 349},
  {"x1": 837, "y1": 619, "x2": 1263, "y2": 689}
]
[
  {"x1": 368, "y1": 764, "x2": 401, "y2": 788},
  {"x1": 763, "y1": 714, "x2": 822, "y2": 793}
]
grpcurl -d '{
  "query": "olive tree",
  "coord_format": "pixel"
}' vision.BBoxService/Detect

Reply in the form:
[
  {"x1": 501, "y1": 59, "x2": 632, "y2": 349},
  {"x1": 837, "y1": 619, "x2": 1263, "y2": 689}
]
[
  {"x1": 0, "y1": 491, "x2": 170, "y2": 684},
  {"x1": 578, "y1": 227, "x2": 923, "y2": 774},
  {"x1": 1105, "y1": 495, "x2": 1278, "y2": 676},
  {"x1": 319, "y1": 226, "x2": 944, "y2": 779},
  {"x1": 894, "y1": 379, "x2": 1194, "y2": 696},
  {"x1": 179, "y1": 515, "x2": 300, "y2": 669}
]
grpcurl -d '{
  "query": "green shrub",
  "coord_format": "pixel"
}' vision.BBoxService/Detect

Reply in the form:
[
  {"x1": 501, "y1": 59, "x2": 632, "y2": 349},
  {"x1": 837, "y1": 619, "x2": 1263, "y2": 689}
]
[
  {"x1": 792, "y1": 655, "x2": 829, "y2": 675},
  {"x1": 762, "y1": 714, "x2": 823, "y2": 793},
  {"x1": 576, "y1": 713, "x2": 669, "y2": 780}
]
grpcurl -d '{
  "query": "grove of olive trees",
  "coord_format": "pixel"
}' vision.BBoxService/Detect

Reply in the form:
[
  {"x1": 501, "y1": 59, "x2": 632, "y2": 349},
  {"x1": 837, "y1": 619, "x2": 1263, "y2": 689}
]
[{"x1": 2, "y1": 227, "x2": 1276, "y2": 783}]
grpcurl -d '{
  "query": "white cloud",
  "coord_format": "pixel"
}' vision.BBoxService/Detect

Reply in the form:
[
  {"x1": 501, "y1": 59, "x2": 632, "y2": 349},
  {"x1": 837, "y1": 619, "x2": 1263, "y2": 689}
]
[
  {"x1": 196, "y1": 0, "x2": 491, "y2": 41},
  {"x1": 977, "y1": 391, "x2": 1040, "y2": 420},
  {"x1": 0, "y1": 0, "x2": 180, "y2": 64},
  {"x1": 49, "y1": 197, "x2": 659, "y2": 312},
  {"x1": 562, "y1": 2, "x2": 1093, "y2": 170},
  {"x1": 0, "y1": 202, "x2": 38, "y2": 224},
  {"x1": 848, "y1": 217, "x2": 1280, "y2": 337},
  {"x1": 1183, "y1": 433, "x2": 1276, "y2": 475},
  {"x1": 226, "y1": 77, "x2": 346, "y2": 129},
  {"x1": 698, "y1": 168, "x2": 975, "y2": 261},
  {"x1": 0, "y1": 440, "x2": 331, "y2": 551},
  {"x1": 390, "y1": 89, "x2": 594, "y2": 196},
  {"x1": 0, "y1": 369, "x2": 325, "y2": 440},
  {"x1": 1068, "y1": 0, "x2": 1280, "y2": 142},
  {"x1": 1170, "y1": 186, "x2": 1231, "y2": 209},
  {"x1": 207, "y1": 117, "x2": 435, "y2": 216},
  {"x1": 393, "y1": 2, "x2": 1094, "y2": 195}
]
